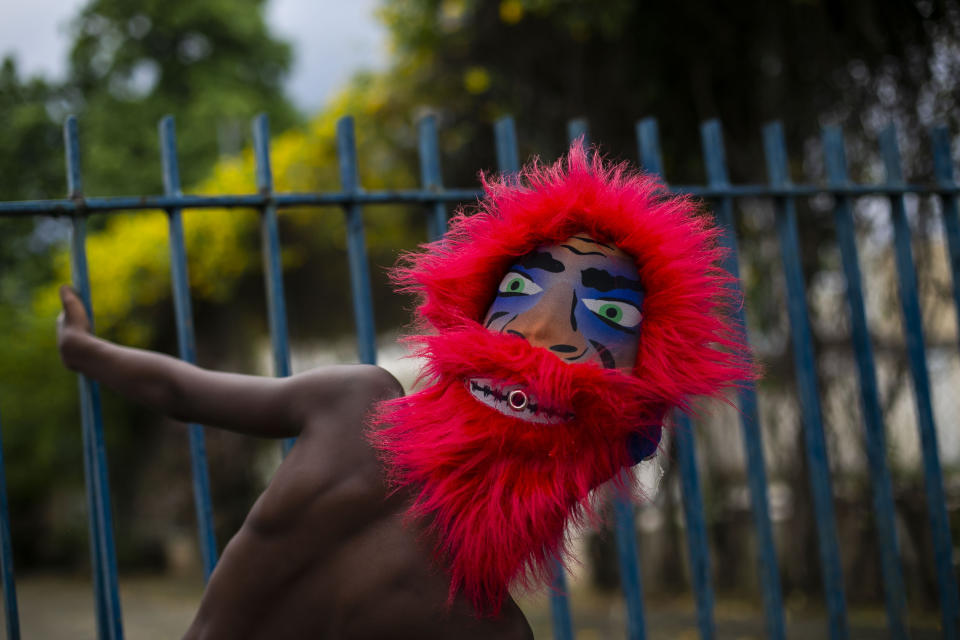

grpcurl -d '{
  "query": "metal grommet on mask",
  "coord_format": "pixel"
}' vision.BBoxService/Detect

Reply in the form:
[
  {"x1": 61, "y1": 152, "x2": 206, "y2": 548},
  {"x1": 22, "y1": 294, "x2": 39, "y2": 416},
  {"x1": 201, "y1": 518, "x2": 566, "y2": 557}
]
[{"x1": 507, "y1": 389, "x2": 528, "y2": 411}]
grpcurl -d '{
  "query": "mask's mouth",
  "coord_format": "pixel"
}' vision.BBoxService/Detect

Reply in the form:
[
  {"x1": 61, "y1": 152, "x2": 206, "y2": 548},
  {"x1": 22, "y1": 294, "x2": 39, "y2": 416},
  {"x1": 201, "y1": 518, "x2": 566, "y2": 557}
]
[{"x1": 466, "y1": 378, "x2": 574, "y2": 425}]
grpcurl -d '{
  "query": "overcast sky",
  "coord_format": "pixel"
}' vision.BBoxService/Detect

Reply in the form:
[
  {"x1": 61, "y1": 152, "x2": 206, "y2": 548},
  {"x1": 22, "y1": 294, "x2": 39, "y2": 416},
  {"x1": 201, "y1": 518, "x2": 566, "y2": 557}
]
[{"x1": 0, "y1": 0, "x2": 388, "y2": 112}]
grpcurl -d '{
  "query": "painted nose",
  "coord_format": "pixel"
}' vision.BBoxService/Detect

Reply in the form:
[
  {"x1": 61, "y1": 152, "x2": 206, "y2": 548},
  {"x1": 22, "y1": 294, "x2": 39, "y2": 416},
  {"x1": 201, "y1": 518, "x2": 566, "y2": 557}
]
[{"x1": 506, "y1": 290, "x2": 581, "y2": 354}]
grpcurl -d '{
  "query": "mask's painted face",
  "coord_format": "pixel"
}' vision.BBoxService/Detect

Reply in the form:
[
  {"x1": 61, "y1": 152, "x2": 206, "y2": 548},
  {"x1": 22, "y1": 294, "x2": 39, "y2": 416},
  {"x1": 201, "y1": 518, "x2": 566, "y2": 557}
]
[{"x1": 483, "y1": 234, "x2": 643, "y2": 371}]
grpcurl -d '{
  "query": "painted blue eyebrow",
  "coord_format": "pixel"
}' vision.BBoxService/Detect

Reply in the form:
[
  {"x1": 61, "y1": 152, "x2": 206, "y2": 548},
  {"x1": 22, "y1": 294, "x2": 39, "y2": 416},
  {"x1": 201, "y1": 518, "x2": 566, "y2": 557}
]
[
  {"x1": 583, "y1": 295, "x2": 643, "y2": 305},
  {"x1": 506, "y1": 265, "x2": 534, "y2": 278},
  {"x1": 581, "y1": 267, "x2": 643, "y2": 293},
  {"x1": 519, "y1": 251, "x2": 565, "y2": 273}
]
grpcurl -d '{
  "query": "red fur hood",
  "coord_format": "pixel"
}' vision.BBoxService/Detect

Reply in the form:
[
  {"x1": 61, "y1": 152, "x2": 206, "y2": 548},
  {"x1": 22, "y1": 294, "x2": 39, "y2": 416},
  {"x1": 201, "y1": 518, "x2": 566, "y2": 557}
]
[{"x1": 394, "y1": 141, "x2": 754, "y2": 415}]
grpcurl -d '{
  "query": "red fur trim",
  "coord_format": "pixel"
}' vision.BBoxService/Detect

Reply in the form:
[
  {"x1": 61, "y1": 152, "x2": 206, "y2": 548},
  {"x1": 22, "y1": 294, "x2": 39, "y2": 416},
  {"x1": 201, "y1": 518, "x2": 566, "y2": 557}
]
[
  {"x1": 394, "y1": 142, "x2": 754, "y2": 406},
  {"x1": 374, "y1": 142, "x2": 755, "y2": 614},
  {"x1": 370, "y1": 327, "x2": 653, "y2": 616}
]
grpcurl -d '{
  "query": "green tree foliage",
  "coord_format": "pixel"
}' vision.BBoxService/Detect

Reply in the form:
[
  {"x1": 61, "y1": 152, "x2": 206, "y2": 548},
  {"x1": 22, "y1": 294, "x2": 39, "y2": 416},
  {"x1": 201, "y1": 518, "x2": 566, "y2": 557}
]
[
  {"x1": 0, "y1": 0, "x2": 302, "y2": 567},
  {"x1": 0, "y1": 61, "x2": 82, "y2": 565},
  {"x1": 66, "y1": 0, "x2": 299, "y2": 194},
  {"x1": 0, "y1": 59, "x2": 66, "y2": 296},
  {"x1": 377, "y1": 0, "x2": 959, "y2": 182},
  {"x1": 0, "y1": 59, "x2": 65, "y2": 203}
]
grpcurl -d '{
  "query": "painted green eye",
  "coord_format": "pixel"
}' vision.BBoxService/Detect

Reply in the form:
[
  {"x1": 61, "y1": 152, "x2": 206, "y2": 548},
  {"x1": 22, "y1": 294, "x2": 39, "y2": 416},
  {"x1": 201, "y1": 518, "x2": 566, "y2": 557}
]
[
  {"x1": 497, "y1": 271, "x2": 543, "y2": 296},
  {"x1": 506, "y1": 277, "x2": 525, "y2": 293},
  {"x1": 583, "y1": 298, "x2": 642, "y2": 328},
  {"x1": 598, "y1": 303, "x2": 623, "y2": 322}
]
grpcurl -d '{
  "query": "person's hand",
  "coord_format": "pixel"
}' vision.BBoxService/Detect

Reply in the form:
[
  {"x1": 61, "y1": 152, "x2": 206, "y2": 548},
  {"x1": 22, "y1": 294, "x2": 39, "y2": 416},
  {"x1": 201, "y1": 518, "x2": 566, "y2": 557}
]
[{"x1": 57, "y1": 285, "x2": 92, "y2": 370}]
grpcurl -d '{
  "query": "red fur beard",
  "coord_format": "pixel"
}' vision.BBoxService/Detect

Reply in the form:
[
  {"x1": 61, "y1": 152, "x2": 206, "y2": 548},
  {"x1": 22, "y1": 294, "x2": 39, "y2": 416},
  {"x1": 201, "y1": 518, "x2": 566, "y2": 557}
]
[{"x1": 369, "y1": 325, "x2": 665, "y2": 616}]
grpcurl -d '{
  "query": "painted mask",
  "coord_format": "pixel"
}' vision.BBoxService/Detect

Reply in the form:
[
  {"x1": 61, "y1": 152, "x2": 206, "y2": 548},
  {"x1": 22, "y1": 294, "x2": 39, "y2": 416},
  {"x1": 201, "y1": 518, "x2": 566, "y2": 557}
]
[{"x1": 483, "y1": 234, "x2": 643, "y2": 372}]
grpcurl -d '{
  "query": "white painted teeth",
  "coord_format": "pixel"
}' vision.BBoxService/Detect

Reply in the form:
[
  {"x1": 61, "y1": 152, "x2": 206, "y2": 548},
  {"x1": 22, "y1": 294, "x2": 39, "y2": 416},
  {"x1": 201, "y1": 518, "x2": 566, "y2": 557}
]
[{"x1": 466, "y1": 378, "x2": 572, "y2": 425}]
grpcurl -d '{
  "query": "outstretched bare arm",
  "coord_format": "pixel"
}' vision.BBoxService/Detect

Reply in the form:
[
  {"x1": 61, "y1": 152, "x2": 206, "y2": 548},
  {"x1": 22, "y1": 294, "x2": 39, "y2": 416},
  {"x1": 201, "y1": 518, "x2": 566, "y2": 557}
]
[{"x1": 56, "y1": 285, "x2": 400, "y2": 438}]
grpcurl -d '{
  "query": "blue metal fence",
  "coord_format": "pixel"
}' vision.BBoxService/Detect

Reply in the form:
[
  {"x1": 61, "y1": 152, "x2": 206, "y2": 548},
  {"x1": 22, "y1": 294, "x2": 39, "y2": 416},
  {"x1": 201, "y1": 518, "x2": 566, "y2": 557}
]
[
  {"x1": 0, "y1": 113, "x2": 958, "y2": 639},
  {"x1": 636, "y1": 119, "x2": 721, "y2": 640},
  {"x1": 64, "y1": 117, "x2": 124, "y2": 640},
  {"x1": 0, "y1": 411, "x2": 19, "y2": 640},
  {"x1": 159, "y1": 116, "x2": 219, "y2": 581},
  {"x1": 823, "y1": 125, "x2": 908, "y2": 638}
]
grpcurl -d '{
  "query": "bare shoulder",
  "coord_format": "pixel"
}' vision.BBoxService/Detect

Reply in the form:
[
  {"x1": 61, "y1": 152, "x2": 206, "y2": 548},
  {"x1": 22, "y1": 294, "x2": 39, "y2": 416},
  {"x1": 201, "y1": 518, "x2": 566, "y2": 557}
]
[
  {"x1": 289, "y1": 365, "x2": 402, "y2": 471},
  {"x1": 345, "y1": 364, "x2": 405, "y2": 403},
  {"x1": 494, "y1": 598, "x2": 535, "y2": 640},
  {"x1": 303, "y1": 363, "x2": 401, "y2": 400},
  {"x1": 287, "y1": 364, "x2": 403, "y2": 424},
  {"x1": 434, "y1": 592, "x2": 532, "y2": 640},
  {"x1": 243, "y1": 366, "x2": 402, "y2": 530}
]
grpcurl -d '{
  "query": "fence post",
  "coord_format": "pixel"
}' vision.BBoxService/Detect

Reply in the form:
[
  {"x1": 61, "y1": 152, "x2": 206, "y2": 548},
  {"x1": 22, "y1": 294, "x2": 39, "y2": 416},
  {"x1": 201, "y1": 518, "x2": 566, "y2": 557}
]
[
  {"x1": 252, "y1": 114, "x2": 297, "y2": 454},
  {"x1": 494, "y1": 115, "x2": 574, "y2": 640},
  {"x1": 930, "y1": 125, "x2": 960, "y2": 355},
  {"x1": 699, "y1": 119, "x2": 785, "y2": 640},
  {"x1": 336, "y1": 117, "x2": 378, "y2": 365},
  {"x1": 158, "y1": 116, "x2": 220, "y2": 580},
  {"x1": 763, "y1": 121, "x2": 848, "y2": 640},
  {"x1": 494, "y1": 118, "x2": 520, "y2": 184},
  {"x1": 567, "y1": 118, "x2": 588, "y2": 148},
  {"x1": 880, "y1": 124, "x2": 960, "y2": 639},
  {"x1": 417, "y1": 115, "x2": 448, "y2": 241},
  {"x1": 0, "y1": 410, "x2": 20, "y2": 640},
  {"x1": 638, "y1": 117, "x2": 716, "y2": 640},
  {"x1": 822, "y1": 125, "x2": 907, "y2": 638},
  {"x1": 568, "y1": 117, "x2": 648, "y2": 640},
  {"x1": 64, "y1": 115, "x2": 125, "y2": 640}
]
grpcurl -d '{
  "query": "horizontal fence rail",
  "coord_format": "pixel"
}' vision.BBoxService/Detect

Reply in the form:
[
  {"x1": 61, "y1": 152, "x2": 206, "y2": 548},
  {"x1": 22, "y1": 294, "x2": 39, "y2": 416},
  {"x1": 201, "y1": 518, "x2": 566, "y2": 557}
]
[
  {"x1": 0, "y1": 112, "x2": 957, "y2": 640},
  {"x1": 3, "y1": 185, "x2": 960, "y2": 218}
]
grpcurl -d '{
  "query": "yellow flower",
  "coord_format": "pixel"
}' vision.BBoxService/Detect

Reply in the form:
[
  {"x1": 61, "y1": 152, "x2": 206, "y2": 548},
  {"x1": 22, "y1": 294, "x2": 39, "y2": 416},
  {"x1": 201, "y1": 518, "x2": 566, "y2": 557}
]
[
  {"x1": 499, "y1": 0, "x2": 524, "y2": 25},
  {"x1": 463, "y1": 67, "x2": 491, "y2": 94}
]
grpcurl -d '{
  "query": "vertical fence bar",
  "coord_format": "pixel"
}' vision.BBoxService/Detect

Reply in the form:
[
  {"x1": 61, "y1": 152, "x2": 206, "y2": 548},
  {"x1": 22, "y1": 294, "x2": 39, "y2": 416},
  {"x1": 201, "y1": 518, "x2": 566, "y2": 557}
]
[
  {"x1": 64, "y1": 115, "x2": 125, "y2": 640},
  {"x1": 674, "y1": 415, "x2": 715, "y2": 640},
  {"x1": 566, "y1": 118, "x2": 588, "y2": 145},
  {"x1": 494, "y1": 116, "x2": 573, "y2": 640},
  {"x1": 0, "y1": 411, "x2": 20, "y2": 640},
  {"x1": 699, "y1": 119, "x2": 785, "y2": 640},
  {"x1": 417, "y1": 116, "x2": 448, "y2": 241},
  {"x1": 762, "y1": 121, "x2": 848, "y2": 640},
  {"x1": 635, "y1": 119, "x2": 662, "y2": 179},
  {"x1": 158, "y1": 116, "x2": 219, "y2": 580},
  {"x1": 336, "y1": 117, "x2": 377, "y2": 365},
  {"x1": 572, "y1": 117, "x2": 648, "y2": 640},
  {"x1": 931, "y1": 125, "x2": 960, "y2": 354},
  {"x1": 638, "y1": 117, "x2": 716, "y2": 640},
  {"x1": 493, "y1": 116, "x2": 518, "y2": 176},
  {"x1": 494, "y1": 117, "x2": 519, "y2": 184},
  {"x1": 880, "y1": 124, "x2": 960, "y2": 639},
  {"x1": 252, "y1": 114, "x2": 297, "y2": 454},
  {"x1": 822, "y1": 125, "x2": 908, "y2": 638},
  {"x1": 611, "y1": 479, "x2": 647, "y2": 640}
]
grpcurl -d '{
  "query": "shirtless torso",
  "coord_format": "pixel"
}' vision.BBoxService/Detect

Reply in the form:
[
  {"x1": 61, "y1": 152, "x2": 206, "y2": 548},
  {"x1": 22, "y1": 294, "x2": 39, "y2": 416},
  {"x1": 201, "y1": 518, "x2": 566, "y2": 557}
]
[{"x1": 57, "y1": 286, "x2": 533, "y2": 639}]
